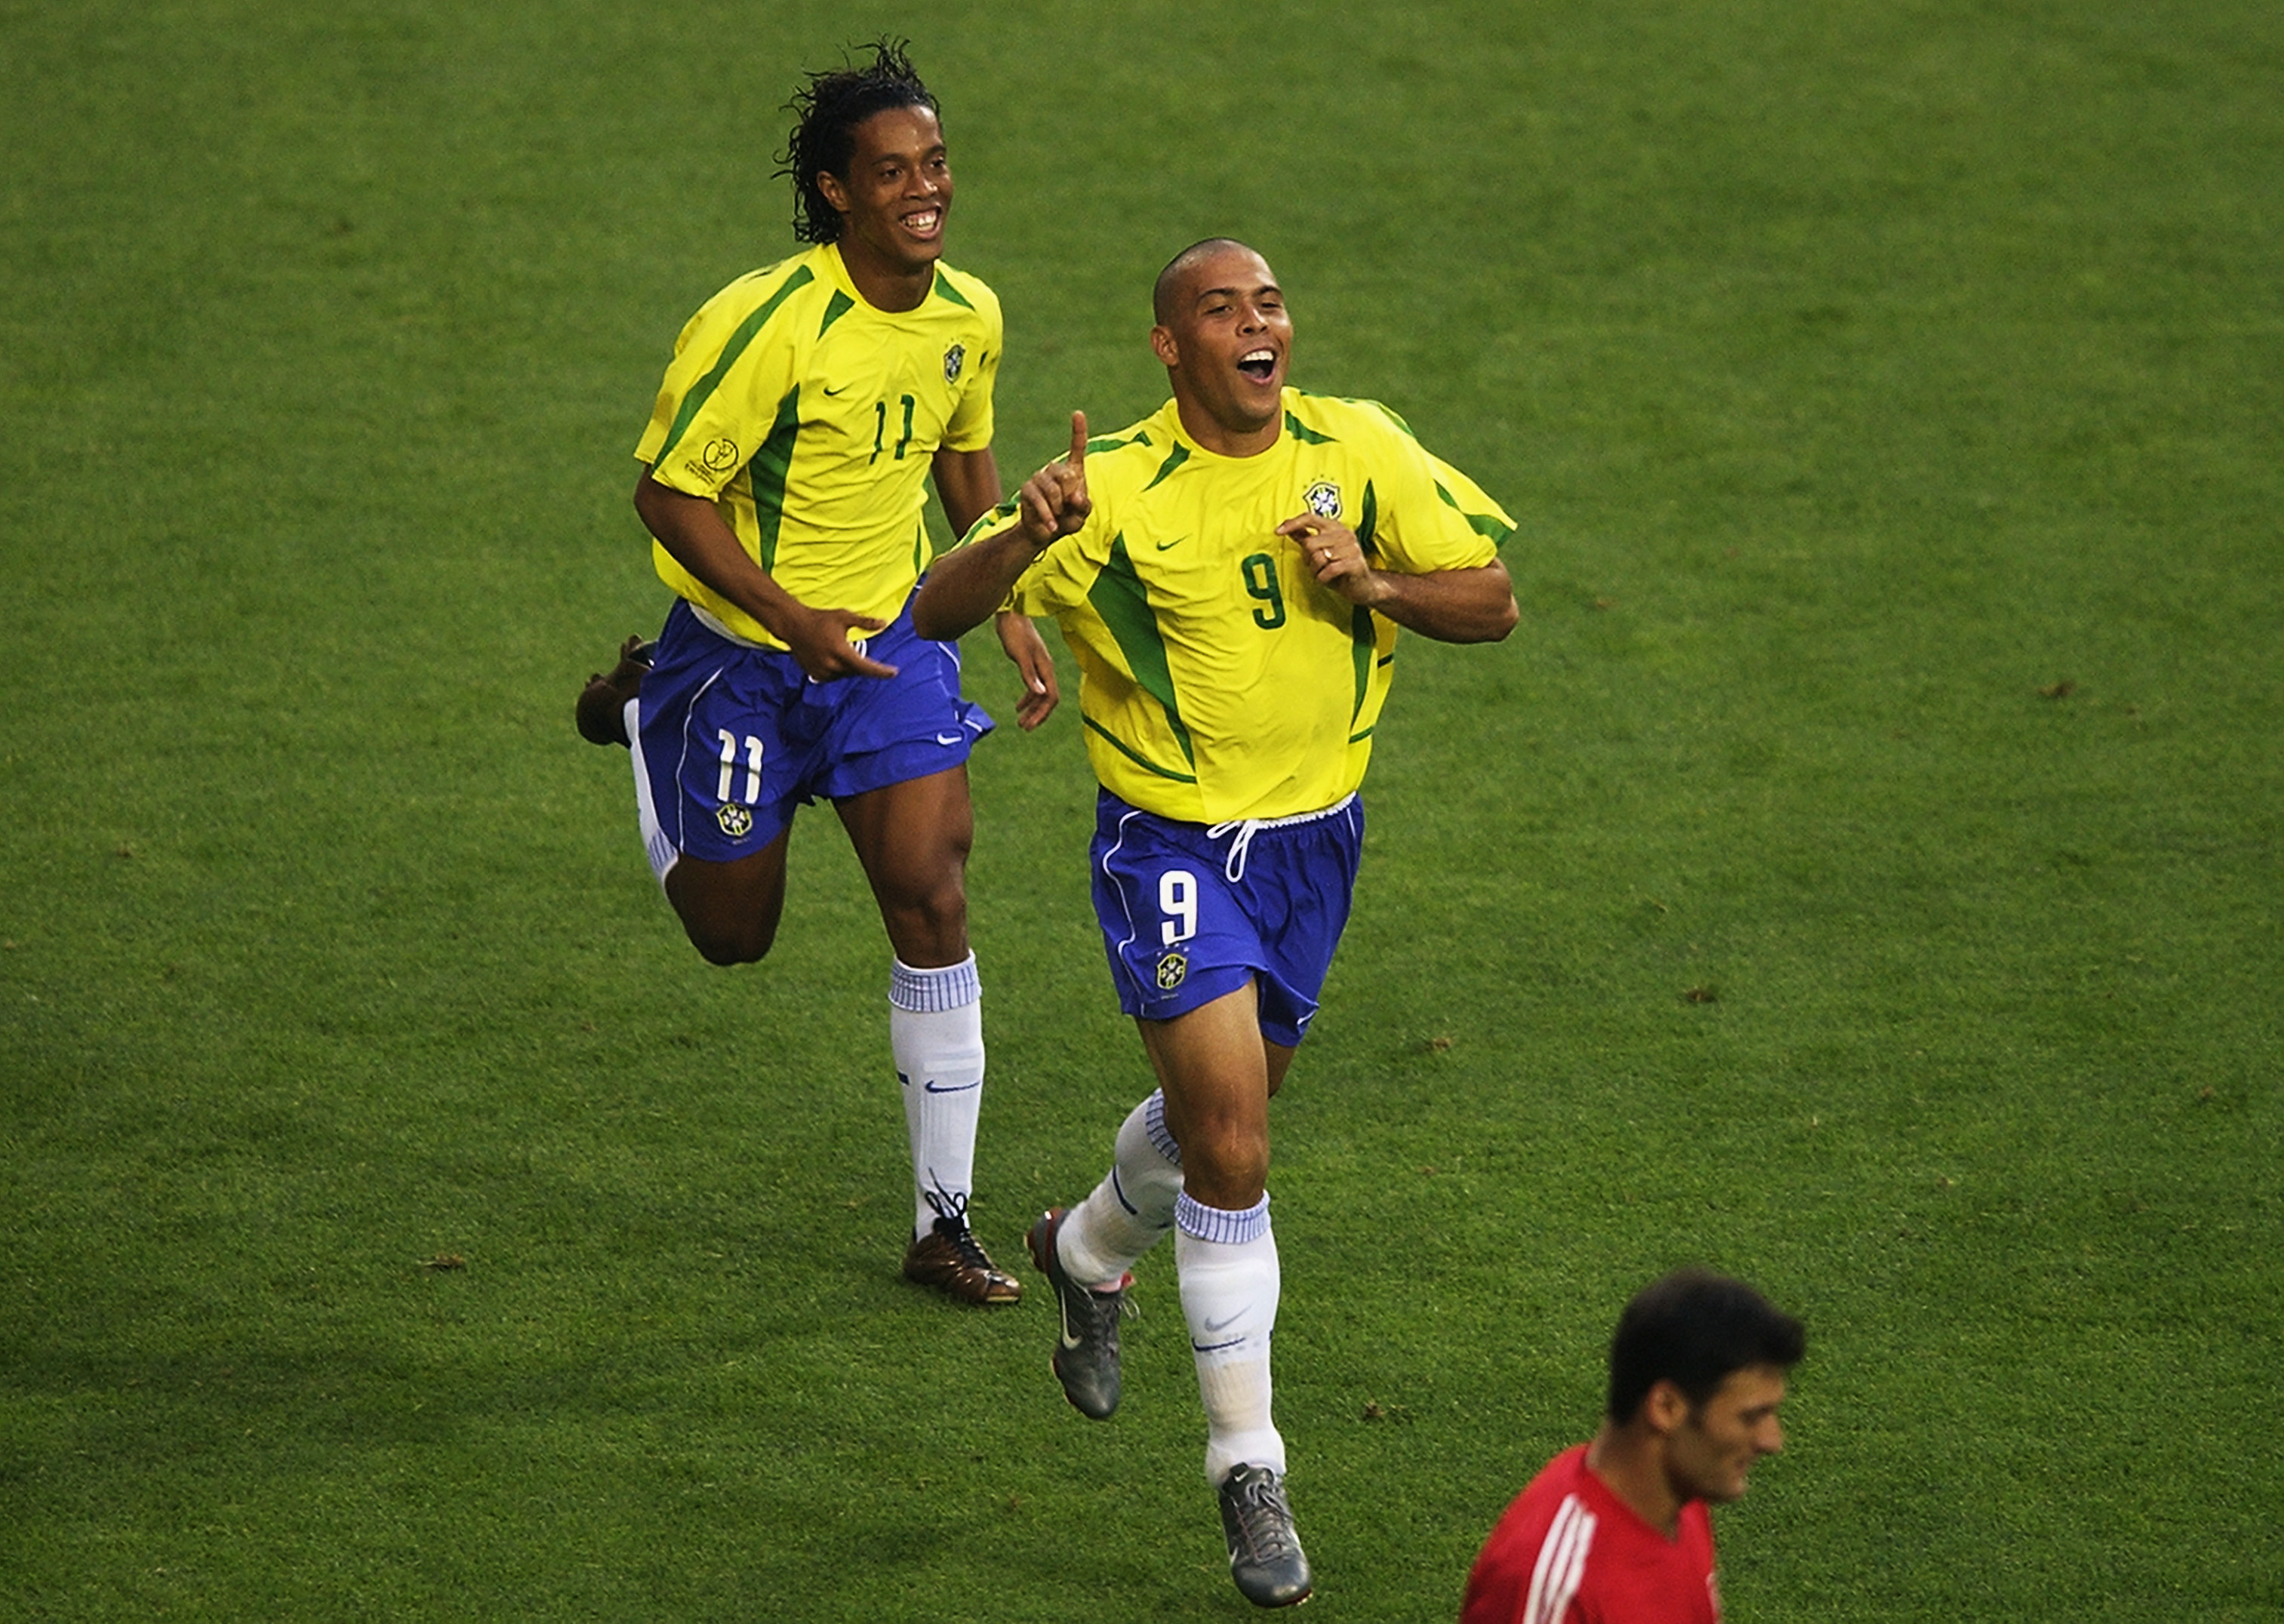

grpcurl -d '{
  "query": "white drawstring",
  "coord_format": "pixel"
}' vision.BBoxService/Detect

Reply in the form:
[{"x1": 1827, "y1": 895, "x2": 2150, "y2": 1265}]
[
  {"x1": 1207, "y1": 818, "x2": 1261, "y2": 883},
  {"x1": 1206, "y1": 794, "x2": 1358, "y2": 884}
]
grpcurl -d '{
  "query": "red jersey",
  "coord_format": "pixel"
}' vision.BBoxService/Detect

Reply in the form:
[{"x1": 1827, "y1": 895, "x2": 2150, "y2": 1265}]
[{"x1": 1461, "y1": 1445, "x2": 1719, "y2": 1624}]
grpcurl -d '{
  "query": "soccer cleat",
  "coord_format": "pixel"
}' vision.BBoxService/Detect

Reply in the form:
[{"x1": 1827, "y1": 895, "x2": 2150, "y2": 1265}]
[
  {"x1": 1218, "y1": 1463, "x2": 1313, "y2": 1608},
  {"x1": 902, "y1": 1204, "x2": 1022, "y2": 1306},
  {"x1": 575, "y1": 635, "x2": 655, "y2": 747},
  {"x1": 1026, "y1": 1207, "x2": 1128, "y2": 1419}
]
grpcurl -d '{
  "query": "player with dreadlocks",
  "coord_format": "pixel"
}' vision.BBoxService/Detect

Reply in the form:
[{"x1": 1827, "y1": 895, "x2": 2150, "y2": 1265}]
[{"x1": 574, "y1": 40, "x2": 1055, "y2": 1305}]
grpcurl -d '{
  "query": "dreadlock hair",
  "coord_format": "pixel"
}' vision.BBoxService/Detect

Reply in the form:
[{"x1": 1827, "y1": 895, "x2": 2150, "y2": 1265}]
[{"x1": 778, "y1": 39, "x2": 939, "y2": 245}]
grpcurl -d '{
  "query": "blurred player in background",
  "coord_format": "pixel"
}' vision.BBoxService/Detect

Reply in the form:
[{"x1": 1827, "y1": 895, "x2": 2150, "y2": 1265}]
[
  {"x1": 1461, "y1": 1269, "x2": 1805, "y2": 1623},
  {"x1": 915, "y1": 238, "x2": 1518, "y2": 1606},
  {"x1": 575, "y1": 40, "x2": 1055, "y2": 1306}
]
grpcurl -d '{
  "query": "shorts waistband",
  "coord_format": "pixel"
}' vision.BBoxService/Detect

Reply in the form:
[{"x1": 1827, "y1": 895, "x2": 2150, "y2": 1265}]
[
  {"x1": 1206, "y1": 792, "x2": 1358, "y2": 836},
  {"x1": 1206, "y1": 793, "x2": 1358, "y2": 882},
  {"x1": 687, "y1": 601, "x2": 773, "y2": 651},
  {"x1": 685, "y1": 597, "x2": 903, "y2": 655}
]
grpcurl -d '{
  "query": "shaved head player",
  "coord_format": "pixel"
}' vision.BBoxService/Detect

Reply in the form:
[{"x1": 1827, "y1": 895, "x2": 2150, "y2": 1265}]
[{"x1": 916, "y1": 238, "x2": 1519, "y2": 1606}]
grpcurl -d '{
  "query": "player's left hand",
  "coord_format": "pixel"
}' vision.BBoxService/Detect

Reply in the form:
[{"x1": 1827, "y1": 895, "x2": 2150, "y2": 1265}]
[
  {"x1": 1276, "y1": 513, "x2": 1382, "y2": 605},
  {"x1": 994, "y1": 611, "x2": 1060, "y2": 730}
]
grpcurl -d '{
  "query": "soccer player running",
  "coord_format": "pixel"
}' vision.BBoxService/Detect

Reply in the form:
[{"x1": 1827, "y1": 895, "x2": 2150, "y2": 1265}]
[
  {"x1": 913, "y1": 238, "x2": 1519, "y2": 1607},
  {"x1": 1461, "y1": 1271, "x2": 1805, "y2": 1623},
  {"x1": 574, "y1": 42, "x2": 1057, "y2": 1306}
]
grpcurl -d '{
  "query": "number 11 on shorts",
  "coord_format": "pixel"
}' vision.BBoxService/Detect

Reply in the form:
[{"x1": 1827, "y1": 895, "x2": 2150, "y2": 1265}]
[
  {"x1": 1160, "y1": 869, "x2": 1199, "y2": 948},
  {"x1": 716, "y1": 730, "x2": 764, "y2": 804}
]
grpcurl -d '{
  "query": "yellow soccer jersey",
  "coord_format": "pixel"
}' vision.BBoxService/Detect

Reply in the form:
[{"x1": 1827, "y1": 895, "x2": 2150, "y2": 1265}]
[
  {"x1": 635, "y1": 241, "x2": 1002, "y2": 650},
  {"x1": 987, "y1": 389, "x2": 1513, "y2": 823}
]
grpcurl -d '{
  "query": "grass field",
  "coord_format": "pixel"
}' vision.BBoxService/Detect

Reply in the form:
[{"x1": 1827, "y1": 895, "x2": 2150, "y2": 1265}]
[{"x1": 3, "y1": 0, "x2": 2278, "y2": 1617}]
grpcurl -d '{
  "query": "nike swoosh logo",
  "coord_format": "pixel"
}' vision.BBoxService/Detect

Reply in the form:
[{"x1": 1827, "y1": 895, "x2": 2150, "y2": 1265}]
[
  {"x1": 823, "y1": 383, "x2": 851, "y2": 395},
  {"x1": 1204, "y1": 1312, "x2": 1245, "y2": 1333},
  {"x1": 922, "y1": 1079, "x2": 980, "y2": 1093},
  {"x1": 1155, "y1": 534, "x2": 1187, "y2": 551},
  {"x1": 935, "y1": 733, "x2": 963, "y2": 746},
  {"x1": 1059, "y1": 1299, "x2": 1085, "y2": 1351}
]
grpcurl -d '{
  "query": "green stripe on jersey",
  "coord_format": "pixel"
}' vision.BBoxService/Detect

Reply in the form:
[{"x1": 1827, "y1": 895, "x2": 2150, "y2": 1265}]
[
  {"x1": 1436, "y1": 478, "x2": 1514, "y2": 545},
  {"x1": 652, "y1": 266, "x2": 816, "y2": 469},
  {"x1": 1085, "y1": 533, "x2": 1196, "y2": 768},
  {"x1": 1284, "y1": 411, "x2": 1337, "y2": 445},
  {"x1": 818, "y1": 289, "x2": 855, "y2": 335},
  {"x1": 1365, "y1": 398, "x2": 1416, "y2": 437},
  {"x1": 932, "y1": 269, "x2": 974, "y2": 309},
  {"x1": 747, "y1": 386, "x2": 804, "y2": 571},
  {"x1": 1085, "y1": 717, "x2": 1197, "y2": 783},
  {"x1": 1349, "y1": 604, "x2": 1375, "y2": 726},
  {"x1": 1140, "y1": 444, "x2": 1190, "y2": 492}
]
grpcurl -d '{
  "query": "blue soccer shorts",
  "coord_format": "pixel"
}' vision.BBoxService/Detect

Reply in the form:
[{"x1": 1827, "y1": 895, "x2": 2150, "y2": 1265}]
[
  {"x1": 1089, "y1": 788, "x2": 1365, "y2": 1047},
  {"x1": 629, "y1": 595, "x2": 992, "y2": 881}
]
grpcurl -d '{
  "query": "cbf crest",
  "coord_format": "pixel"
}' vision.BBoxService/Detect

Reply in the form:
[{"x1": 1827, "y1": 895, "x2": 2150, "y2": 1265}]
[
  {"x1": 943, "y1": 343, "x2": 966, "y2": 384},
  {"x1": 1155, "y1": 949, "x2": 1189, "y2": 992},
  {"x1": 716, "y1": 804, "x2": 754, "y2": 840},
  {"x1": 1304, "y1": 480, "x2": 1342, "y2": 519}
]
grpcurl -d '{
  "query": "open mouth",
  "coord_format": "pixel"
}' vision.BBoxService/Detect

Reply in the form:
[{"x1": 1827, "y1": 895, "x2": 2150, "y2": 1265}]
[
  {"x1": 902, "y1": 208, "x2": 942, "y2": 236},
  {"x1": 1237, "y1": 348, "x2": 1276, "y2": 382}
]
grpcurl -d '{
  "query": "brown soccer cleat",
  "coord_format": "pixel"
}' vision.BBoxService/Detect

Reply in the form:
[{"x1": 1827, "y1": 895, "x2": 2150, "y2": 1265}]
[
  {"x1": 903, "y1": 1207, "x2": 1023, "y2": 1306},
  {"x1": 575, "y1": 635, "x2": 654, "y2": 747}
]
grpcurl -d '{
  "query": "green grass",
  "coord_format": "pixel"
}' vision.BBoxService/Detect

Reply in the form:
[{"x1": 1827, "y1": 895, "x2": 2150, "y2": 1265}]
[{"x1": 3, "y1": 0, "x2": 2278, "y2": 1617}]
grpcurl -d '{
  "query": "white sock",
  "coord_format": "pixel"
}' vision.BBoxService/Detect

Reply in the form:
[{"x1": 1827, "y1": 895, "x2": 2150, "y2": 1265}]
[
  {"x1": 889, "y1": 955, "x2": 984, "y2": 1240},
  {"x1": 1055, "y1": 1089, "x2": 1183, "y2": 1288},
  {"x1": 1176, "y1": 1192, "x2": 1285, "y2": 1483}
]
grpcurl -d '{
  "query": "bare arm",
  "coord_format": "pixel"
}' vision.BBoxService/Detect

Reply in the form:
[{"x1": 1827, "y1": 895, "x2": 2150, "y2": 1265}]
[
  {"x1": 930, "y1": 445, "x2": 1060, "y2": 729},
  {"x1": 633, "y1": 470, "x2": 895, "y2": 679},
  {"x1": 929, "y1": 444, "x2": 1002, "y2": 540},
  {"x1": 1349, "y1": 558, "x2": 1519, "y2": 643},
  {"x1": 912, "y1": 516, "x2": 1051, "y2": 642},
  {"x1": 913, "y1": 411, "x2": 1092, "y2": 642},
  {"x1": 1275, "y1": 514, "x2": 1519, "y2": 644}
]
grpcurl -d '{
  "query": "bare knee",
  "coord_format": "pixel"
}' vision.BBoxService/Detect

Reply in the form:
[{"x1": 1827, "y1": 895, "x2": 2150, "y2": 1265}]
[
  {"x1": 879, "y1": 875, "x2": 970, "y2": 966},
  {"x1": 683, "y1": 915, "x2": 777, "y2": 967},
  {"x1": 1177, "y1": 1118, "x2": 1271, "y2": 1210},
  {"x1": 663, "y1": 851, "x2": 786, "y2": 967}
]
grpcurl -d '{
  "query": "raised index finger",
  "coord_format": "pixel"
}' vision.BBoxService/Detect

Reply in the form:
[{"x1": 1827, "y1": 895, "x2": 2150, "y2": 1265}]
[{"x1": 1068, "y1": 410, "x2": 1088, "y2": 470}]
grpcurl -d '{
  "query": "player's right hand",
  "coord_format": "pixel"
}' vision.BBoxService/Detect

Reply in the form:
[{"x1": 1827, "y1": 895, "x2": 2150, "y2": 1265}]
[
  {"x1": 786, "y1": 606, "x2": 897, "y2": 682},
  {"x1": 1014, "y1": 411, "x2": 1091, "y2": 549},
  {"x1": 994, "y1": 611, "x2": 1060, "y2": 730}
]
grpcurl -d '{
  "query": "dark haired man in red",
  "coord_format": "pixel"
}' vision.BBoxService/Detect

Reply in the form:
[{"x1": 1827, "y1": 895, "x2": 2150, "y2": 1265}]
[{"x1": 1462, "y1": 1270, "x2": 1804, "y2": 1623}]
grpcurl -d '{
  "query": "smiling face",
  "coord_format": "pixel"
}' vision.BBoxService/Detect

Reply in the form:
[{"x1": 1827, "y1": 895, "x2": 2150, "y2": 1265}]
[
  {"x1": 1151, "y1": 242, "x2": 1292, "y2": 454},
  {"x1": 1663, "y1": 1363, "x2": 1789, "y2": 1506},
  {"x1": 817, "y1": 103, "x2": 952, "y2": 303}
]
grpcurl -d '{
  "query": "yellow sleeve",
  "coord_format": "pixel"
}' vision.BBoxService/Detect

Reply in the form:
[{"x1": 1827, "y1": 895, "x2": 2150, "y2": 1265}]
[
  {"x1": 1373, "y1": 431, "x2": 1513, "y2": 576},
  {"x1": 633, "y1": 269, "x2": 809, "y2": 499},
  {"x1": 940, "y1": 292, "x2": 1002, "y2": 453}
]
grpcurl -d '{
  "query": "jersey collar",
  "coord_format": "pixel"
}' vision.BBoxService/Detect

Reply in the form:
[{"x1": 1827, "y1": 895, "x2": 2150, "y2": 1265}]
[{"x1": 1159, "y1": 389, "x2": 1294, "y2": 462}]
